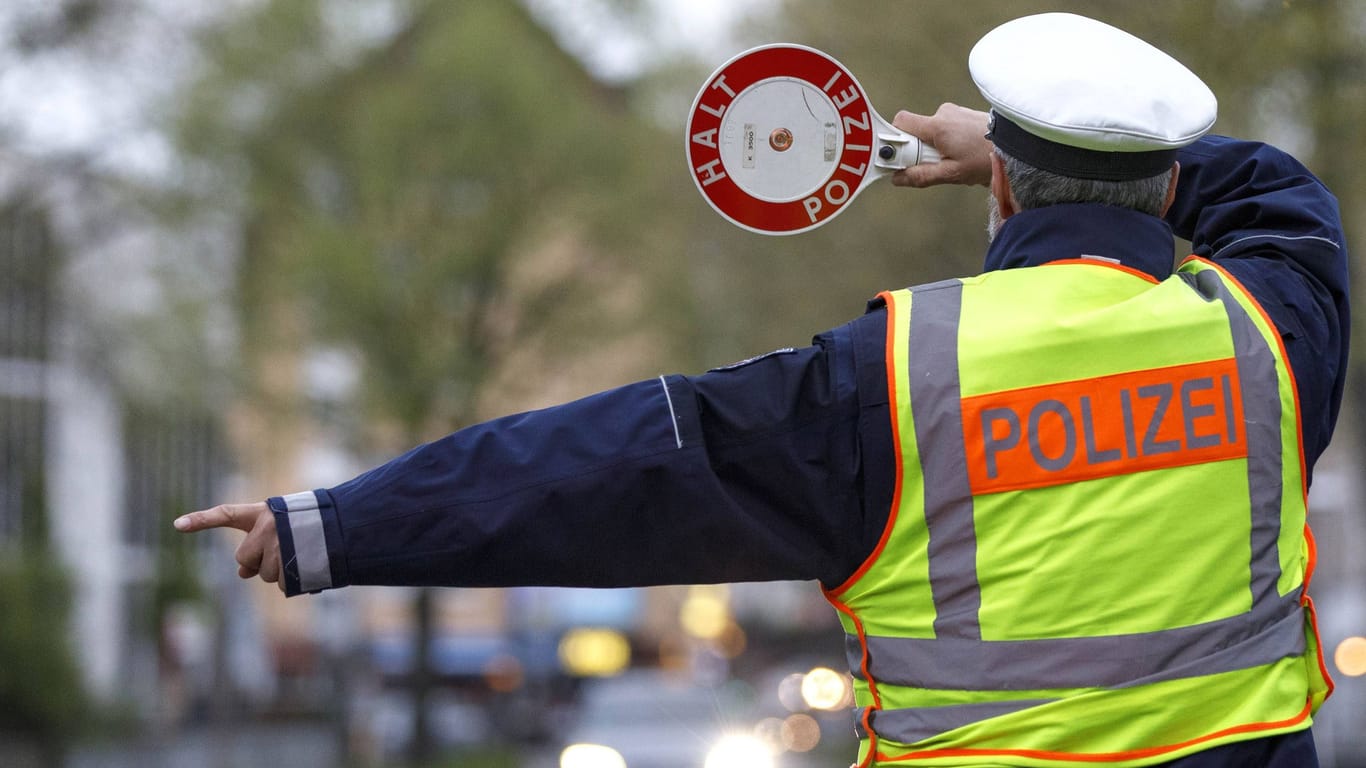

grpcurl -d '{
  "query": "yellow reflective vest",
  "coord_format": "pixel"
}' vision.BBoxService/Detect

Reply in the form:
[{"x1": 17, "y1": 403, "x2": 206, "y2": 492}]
[{"x1": 825, "y1": 257, "x2": 1332, "y2": 767}]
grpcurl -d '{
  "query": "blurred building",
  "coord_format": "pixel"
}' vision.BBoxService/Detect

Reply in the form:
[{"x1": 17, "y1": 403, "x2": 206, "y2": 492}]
[{"x1": 0, "y1": 157, "x2": 269, "y2": 730}]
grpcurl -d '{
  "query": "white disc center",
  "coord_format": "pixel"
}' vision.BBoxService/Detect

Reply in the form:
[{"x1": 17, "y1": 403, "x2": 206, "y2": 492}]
[{"x1": 719, "y1": 77, "x2": 842, "y2": 203}]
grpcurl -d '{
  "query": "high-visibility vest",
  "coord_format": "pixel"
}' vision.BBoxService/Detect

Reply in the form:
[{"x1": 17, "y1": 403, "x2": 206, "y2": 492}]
[{"x1": 825, "y1": 257, "x2": 1332, "y2": 767}]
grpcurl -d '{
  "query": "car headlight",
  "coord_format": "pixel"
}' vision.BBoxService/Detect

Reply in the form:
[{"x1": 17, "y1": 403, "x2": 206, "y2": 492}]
[
  {"x1": 560, "y1": 743, "x2": 627, "y2": 768},
  {"x1": 705, "y1": 733, "x2": 775, "y2": 768}
]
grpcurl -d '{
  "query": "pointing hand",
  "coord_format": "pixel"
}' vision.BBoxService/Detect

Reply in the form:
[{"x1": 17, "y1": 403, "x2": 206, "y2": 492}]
[{"x1": 175, "y1": 502, "x2": 284, "y2": 593}]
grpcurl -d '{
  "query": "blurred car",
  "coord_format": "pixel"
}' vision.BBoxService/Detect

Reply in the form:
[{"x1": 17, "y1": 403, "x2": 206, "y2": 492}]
[{"x1": 558, "y1": 669, "x2": 775, "y2": 768}]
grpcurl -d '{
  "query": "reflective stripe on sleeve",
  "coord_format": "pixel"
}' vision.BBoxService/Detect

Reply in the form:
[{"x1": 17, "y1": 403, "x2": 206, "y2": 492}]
[
  {"x1": 658, "y1": 375, "x2": 683, "y2": 449},
  {"x1": 282, "y1": 491, "x2": 333, "y2": 592}
]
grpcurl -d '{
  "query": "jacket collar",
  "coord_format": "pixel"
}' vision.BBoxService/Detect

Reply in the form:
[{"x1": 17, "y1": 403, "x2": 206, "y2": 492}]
[{"x1": 983, "y1": 203, "x2": 1177, "y2": 281}]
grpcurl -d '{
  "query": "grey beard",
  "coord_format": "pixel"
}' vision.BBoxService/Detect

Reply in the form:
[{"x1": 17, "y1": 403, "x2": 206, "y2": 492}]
[{"x1": 987, "y1": 193, "x2": 1003, "y2": 244}]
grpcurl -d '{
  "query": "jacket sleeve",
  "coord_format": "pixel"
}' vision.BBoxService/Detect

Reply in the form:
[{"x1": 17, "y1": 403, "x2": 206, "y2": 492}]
[
  {"x1": 270, "y1": 322, "x2": 878, "y2": 597},
  {"x1": 1165, "y1": 135, "x2": 1350, "y2": 473}
]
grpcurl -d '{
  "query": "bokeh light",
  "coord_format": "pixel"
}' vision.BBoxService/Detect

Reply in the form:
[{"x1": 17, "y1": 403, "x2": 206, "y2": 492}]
[
  {"x1": 557, "y1": 628, "x2": 631, "y2": 677},
  {"x1": 714, "y1": 621, "x2": 748, "y2": 658},
  {"x1": 801, "y1": 666, "x2": 851, "y2": 711},
  {"x1": 1335, "y1": 636, "x2": 1366, "y2": 677},
  {"x1": 560, "y1": 743, "x2": 626, "y2": 768},
  {"x1": 680, "y1": 585, "x2": 731, "y2": 639},
  {"x1": 777, "y1": 672, "x2": 807, "y2": 712},
  {"x1": 782, "y1": 713, "x2": 822, "y2": 752},
  {"x1": 704, "y1": 733, "x2": 774, "y2": 768},
  {"x1": 754, "y1": 717, "x2": 786, "y2": 751}
]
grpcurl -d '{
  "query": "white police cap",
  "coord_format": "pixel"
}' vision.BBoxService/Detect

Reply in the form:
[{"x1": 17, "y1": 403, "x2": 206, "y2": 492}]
[{"x1": 969, "y1": 12, "x2": 1217, "y2": 181}]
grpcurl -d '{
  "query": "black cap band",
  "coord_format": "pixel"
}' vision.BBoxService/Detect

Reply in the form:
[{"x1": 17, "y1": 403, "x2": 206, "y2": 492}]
[{"x1": 987, "y1": 112, "x2": 1179, "y2": 181}]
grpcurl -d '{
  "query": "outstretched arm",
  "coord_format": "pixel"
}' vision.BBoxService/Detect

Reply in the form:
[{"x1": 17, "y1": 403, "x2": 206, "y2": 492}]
[{"x1": 174, "y1": 319, "x2": 887, "y2": 597}]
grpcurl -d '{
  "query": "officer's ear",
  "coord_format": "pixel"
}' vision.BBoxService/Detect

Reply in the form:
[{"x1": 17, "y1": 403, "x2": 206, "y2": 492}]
[
  {"x1": 1160, "y1": 161, "x2": 1181, "y2": 218},
  {"x1": 990, "y1": 150, "x2": 1018, "y2": 220}
]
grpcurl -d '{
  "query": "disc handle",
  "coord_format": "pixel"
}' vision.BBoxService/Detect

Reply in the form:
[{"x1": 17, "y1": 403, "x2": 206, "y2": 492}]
[{"x1": 871, "y1": 113, "x2": 941, "y2": 173}]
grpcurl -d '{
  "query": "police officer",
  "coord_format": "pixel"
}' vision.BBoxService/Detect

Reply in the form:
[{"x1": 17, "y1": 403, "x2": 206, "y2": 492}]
[{"x1": 178, "y1": 13, "x2": 1347, "y2": 767}]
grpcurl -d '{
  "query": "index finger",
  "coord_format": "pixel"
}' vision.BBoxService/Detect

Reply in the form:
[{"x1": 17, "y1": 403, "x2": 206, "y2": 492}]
[{"x1": 174, "y1": 502, "x2": 268, "y2": 534}]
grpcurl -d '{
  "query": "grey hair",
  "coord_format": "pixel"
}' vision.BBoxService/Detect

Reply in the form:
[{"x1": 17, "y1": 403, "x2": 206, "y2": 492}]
[{"x1": 995, "y1": 147, "x2": 1173, "y2": 216}]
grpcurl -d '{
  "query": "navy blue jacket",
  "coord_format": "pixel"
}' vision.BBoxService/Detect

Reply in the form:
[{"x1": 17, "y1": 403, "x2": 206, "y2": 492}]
[{"x1": 269, "y1": 136, "x2": 1348, "y2": 765}]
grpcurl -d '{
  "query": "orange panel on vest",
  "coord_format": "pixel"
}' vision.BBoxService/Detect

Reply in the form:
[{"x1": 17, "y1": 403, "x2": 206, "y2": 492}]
[{"x1": 961, "y1": 358, "x2": 1247, "y2": 494}]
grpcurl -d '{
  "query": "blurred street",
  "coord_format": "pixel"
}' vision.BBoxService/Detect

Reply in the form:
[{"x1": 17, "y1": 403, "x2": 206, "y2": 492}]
[{"x1": 66, "y1": 724, "x2": 339, "y2": 768}]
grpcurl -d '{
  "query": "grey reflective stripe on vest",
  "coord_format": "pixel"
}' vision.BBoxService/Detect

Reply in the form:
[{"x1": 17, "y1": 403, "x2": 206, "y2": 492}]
[
  {"x1": 852, "y1": 601, "x2": 1300, "y2": 737},
  {"x1": 1192, "y1": 269, "x2": 1285, "y2": 607},
  {"x1": 854, "y1": 699, "x2": 1058, "y2": 742},
  {"x1": 907, "y1": 280, "x2": 981, "y2": 640},
  {"x1": 848, "y1": 591, "x2": 1304, "y2": 691}
]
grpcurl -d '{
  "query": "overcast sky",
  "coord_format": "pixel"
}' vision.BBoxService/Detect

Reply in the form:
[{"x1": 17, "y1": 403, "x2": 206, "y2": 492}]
[
  {"x1": 528, "y1": 0, "x2": 775, "y2": 81},
  {"x1": 0, "y1": 0, "x2": 774, "y2": 181}
]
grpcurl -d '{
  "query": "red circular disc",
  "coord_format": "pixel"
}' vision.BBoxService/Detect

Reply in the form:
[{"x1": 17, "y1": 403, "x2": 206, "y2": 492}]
[{"x1": 685, "y1": 44, "x2": 877, "y2": 235}]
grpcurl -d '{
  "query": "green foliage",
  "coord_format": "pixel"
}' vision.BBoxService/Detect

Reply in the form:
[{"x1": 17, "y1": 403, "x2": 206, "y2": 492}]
[
  {"x1": 0, "y1": 551, "x2": 89, "y2": 743},
  {"x1": 0, "y1": 452, "x2": 87, "y2": 748},
  {"x1": 180, "y1": 0, "x2": 667, "y2": 444},
  {"x1": 153, "y1": 500, "x2": 204, "y2": 623}
]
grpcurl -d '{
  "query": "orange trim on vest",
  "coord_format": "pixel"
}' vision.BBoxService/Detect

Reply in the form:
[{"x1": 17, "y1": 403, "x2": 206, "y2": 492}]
[
  {"x1": 1303, "y1": 594, "x2": 1335, "y2": 701},
  {"x1": 1304, "y1": 524, "x2": 1318, "y2": 593},
  {"x1": 824, "y1": 288, "x2": 902, "y2": 764},
  {"x1": 1302, "y1": 525, "x2": 1334, "y2": 700},
  {"x1": 823, "y1": 592, "x2": 881, "y2": 768},
  {"x1": 877, "y1": 699, "x2": 1313, "y2": 765},
  {"x1": 1044, "y1": 258, "x2": 1162, "y2": 284},
  {"x1": 829, "y1": 289, "x2": 905, "y2": 597}
]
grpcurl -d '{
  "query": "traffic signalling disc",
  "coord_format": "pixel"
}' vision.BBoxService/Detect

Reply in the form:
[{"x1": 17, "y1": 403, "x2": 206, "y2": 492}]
[{"x1": 686, "y1": 44, "x2": 939, "y2": 236}]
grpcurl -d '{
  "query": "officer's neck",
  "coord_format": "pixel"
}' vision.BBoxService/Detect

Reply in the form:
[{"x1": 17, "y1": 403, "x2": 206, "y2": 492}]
[{"x1": 983, "y1": 203, "x2": 1177, "y2": 281}]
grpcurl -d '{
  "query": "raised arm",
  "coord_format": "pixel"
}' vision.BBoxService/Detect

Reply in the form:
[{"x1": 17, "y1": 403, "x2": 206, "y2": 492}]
[{"x1": 1167, "y1": 136, "x2": 1350, "y2": 470}]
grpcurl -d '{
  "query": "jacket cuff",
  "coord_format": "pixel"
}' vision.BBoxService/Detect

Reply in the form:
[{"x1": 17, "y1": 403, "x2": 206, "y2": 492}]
[{"x1": 268, "y1": 490, "x2": 347, "y2": 597}]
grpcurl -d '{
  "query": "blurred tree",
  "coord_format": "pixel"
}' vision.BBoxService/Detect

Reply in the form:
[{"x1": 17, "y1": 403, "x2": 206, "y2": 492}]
[
  {"x1": 179, "y1": 0, "x2": 657, "y2": 443},
  {"x1": 175, "y1": 0, "x2": 671, "y2": 762}
]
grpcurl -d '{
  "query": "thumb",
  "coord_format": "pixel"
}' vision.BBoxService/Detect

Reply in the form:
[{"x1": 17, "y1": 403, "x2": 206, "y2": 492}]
[{"x1": 174, "y1": 502, "x2": 267, "y2": 534}]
